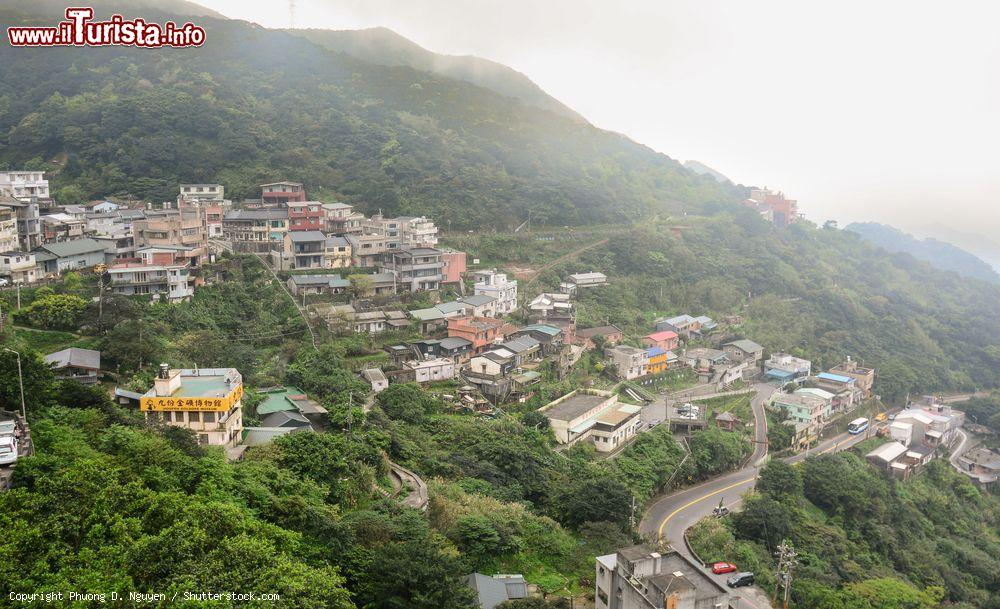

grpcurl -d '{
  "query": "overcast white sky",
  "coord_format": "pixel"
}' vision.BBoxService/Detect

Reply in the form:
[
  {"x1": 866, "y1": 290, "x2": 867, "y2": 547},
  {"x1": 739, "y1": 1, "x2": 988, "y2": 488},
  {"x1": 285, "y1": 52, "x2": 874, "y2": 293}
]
[{"x1": 198, "y1": 0, "x2": 1000, "y2": 244}]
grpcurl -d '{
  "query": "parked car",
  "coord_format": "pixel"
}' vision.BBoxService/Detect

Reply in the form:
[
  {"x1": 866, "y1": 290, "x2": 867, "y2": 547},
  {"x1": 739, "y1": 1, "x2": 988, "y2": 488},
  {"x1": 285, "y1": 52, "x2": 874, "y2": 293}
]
[
  {"x1": 0, "y1": 277, "x2": 8, "y2": 287},
  {"x1": 711, "y1": 562, "x2": 738, "y2": 574},
  {"x1": 648, "y1": 418, "x2": 661, "y2": 428},
  {"x1": 875, "y1": 412, "x2": 888, "y2": 423},
  {"x1": 727, "y1": 572, "x2": 755, "y2": 588}
]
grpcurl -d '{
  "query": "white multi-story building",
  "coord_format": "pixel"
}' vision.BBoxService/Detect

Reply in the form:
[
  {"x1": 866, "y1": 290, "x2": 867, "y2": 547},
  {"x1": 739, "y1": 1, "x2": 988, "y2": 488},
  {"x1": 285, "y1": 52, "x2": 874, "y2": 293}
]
[
  {"x1": 364, "y1": 213, "x2": 439, "y2": 248},
  {"x1": 606, "y1": 345, "x2": 650, "y2": 380},
  {"x1": 596, "y1": 545, "x2": 729, "y2": 609},
  {"x1": 0, "y1": 206, "x2": 18, "y2": 252},
  {"x1": 107, "y1": 247, "x2": 195, "y2": 302},
  {"x1": 0, "y1": 171, "x2": 50, "y2": 201},
  {"x1": 398, "y1": 215, "x2": 438, "y2": 247},
  {"x1": 0, "y1": 251, "x2": 37, "y2": 284},
  {"x1": 405, "y1": 357, "x2": 456, "y2": 383},
  {"x1": 764, "y1": 352, "x2": 812, "y2": 382},
  {"x1": 474, "y1": 269, "x2": 518, "y2": 315},
  {"x1": 178, "y1": 183, "x2": 225, "y2": 202}
]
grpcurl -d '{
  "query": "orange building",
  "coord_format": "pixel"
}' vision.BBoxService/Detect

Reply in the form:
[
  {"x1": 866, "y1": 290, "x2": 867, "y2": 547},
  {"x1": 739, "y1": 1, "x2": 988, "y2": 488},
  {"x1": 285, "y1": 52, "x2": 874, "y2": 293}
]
[
  {"x1": 440, "y1": 249, "x2": 467, "y2": 284},
  {"x1": 646, "y1": 347, "x2": 669, "y2": 374},
  {"x1": 447, "y1": 316, "x2": 505, "y2": 353}
]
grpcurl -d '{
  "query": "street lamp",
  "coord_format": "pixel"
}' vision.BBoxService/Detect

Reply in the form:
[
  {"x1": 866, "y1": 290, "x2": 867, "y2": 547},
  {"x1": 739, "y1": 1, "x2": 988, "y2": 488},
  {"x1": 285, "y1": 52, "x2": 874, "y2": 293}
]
[{"x1": 2, "y1": 347, "x2": 26, "y2": 420}]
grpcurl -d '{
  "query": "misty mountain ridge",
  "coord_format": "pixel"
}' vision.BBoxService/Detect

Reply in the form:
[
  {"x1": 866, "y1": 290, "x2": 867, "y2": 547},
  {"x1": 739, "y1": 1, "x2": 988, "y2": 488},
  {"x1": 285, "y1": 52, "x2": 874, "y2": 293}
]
[
  {"x1": 292, "y1": 27, "x2": 588, "y2": 124},
  {"x1": 0, "y1": 0, "x2": 741, "y2": 227},
  {"x1": 683, "y1": 160, "x2": 732, "y2": 184},
  {"x1": 845, "y1": 222, "x2": 1000, "y2": 283}
]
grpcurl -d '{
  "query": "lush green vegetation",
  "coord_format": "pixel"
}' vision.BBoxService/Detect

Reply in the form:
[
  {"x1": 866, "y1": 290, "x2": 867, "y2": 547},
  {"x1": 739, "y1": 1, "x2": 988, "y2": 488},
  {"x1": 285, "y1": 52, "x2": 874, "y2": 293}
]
[
  {"x1": 1, "y1": 259, "x2": 757, "y2": 604},
  {"x1": 689, "y1": 455, "x2": 1000, "y2": 608},
  {"x1": 459, "y1": 213, "x2": 1000, "y2": 402},
  {"x1": 961, "y1": 395, "x2": 1000, "y2": 449}
]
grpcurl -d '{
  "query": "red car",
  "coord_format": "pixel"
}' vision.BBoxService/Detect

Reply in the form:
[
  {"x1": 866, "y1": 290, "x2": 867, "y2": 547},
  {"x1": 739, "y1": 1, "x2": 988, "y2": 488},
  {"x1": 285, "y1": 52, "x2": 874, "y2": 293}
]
[{"x1": 711, "y1": 562, "x2": 738, "y2": 575}]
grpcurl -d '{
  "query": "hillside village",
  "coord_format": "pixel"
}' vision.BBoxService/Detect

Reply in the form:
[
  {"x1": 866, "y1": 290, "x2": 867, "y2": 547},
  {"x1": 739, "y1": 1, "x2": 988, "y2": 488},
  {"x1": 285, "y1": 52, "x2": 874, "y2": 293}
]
[{"x1": 3, "y1": 170, "x2": 997, "y2": 609}]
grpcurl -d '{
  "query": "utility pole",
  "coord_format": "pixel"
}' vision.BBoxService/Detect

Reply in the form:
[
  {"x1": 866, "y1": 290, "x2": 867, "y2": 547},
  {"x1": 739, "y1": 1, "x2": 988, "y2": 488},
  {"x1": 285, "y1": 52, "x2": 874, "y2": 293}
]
[
  {"x1": 2, "y1": 347, "x2": 27, "y2": 421},
  {"x1": 629, "y1": 495, "x2": 637, "y2": 532},
  {"x1": 773, "y1": 539, "x2": 798, "y2": 609},
  {"x1": 346, "y1": 392, "x2": 353, "y2": 441}
]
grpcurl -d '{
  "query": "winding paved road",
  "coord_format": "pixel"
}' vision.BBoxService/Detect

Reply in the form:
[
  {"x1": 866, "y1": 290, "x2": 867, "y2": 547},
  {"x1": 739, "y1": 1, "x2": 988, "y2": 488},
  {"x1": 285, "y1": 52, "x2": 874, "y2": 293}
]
[
  {"x1": 948, "y1": 428, "x2": 971, "y2": 471},
  {"x1": 639, "y1": 382, "x2": 874, "y2": 609}
]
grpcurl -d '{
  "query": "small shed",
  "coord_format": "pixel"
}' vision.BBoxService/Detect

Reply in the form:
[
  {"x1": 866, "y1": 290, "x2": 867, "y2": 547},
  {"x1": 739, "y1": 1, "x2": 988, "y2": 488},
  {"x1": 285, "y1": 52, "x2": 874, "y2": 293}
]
[{"x1": 715, "y1": 411, "x2": 740, "y2": 431}]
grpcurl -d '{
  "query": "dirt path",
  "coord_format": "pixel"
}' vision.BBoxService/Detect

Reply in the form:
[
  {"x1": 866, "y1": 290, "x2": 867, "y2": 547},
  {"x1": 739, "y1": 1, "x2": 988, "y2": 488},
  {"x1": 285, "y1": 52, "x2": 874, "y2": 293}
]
[{"x1": 523, "y1": 237, "x2": 609, "y2": 290}]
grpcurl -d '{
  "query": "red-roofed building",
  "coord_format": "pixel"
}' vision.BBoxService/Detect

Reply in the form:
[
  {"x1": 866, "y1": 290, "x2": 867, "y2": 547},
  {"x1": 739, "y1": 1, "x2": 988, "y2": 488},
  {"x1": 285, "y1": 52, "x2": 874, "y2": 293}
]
[{"x1": 642, "y1": 330, "x2": 679, "y2": 351}]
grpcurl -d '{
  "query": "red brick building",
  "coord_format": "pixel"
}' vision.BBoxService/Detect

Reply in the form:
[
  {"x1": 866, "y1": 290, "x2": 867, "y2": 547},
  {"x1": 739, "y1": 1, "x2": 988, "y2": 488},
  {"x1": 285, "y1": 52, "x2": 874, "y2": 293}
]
[{"x1": 287, "y1": 201, "x2": 324, "y2": 232}]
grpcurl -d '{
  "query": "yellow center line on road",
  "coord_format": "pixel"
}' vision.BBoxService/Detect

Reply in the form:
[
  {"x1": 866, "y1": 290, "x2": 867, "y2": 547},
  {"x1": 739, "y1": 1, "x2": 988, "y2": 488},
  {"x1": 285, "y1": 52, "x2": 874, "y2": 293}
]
[
  {"x1": 657, "y1": 476, "x2": 754, "y2": 541},
  {"x1": 656, "y1": 431, "x2": 860, "y2": 541}
]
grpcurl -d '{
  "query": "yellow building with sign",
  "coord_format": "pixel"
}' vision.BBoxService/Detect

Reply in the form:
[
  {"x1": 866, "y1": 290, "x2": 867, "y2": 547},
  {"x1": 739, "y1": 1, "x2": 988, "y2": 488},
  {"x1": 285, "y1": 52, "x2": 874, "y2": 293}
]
[{"x1": 142, "y1": 365, "x2": 244, "y2": 447}]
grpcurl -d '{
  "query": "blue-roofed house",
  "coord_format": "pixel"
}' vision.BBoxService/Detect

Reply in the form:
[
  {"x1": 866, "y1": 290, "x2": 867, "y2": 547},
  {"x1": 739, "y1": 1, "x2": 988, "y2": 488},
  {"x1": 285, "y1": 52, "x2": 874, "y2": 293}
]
[
  {"x1": 647, "y1": 346, "x2": 669, "y2": 374},
  {"x1": 764, "y1": 352, "x2": 812, "y2": 381},
  {"x1": 813, "y1": 372, "x2": 860, "y2": 409}
]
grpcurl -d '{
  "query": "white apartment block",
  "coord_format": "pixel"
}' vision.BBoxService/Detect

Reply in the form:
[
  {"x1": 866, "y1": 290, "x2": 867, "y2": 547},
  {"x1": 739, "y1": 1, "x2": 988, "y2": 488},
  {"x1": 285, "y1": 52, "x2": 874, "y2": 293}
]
[
  {"x1": 364, "y1": 214, "x2": 439, "y2": 248},
  {"x1": 107, "y1": 248, "x2": 195, "y2": 302},
  {"x1": 0, "y1": 171, "x2": 49, "y2": 201},
  {"x1": 474, "y1": 269, "x2": 518, "y2": 315},
  {"x1": 405, "y1": 357, "x2": 456, "y2": 383},
  {"x1": 0, "y1": 251, "x2": 37, "y2": 284},
  {"x1": 0, "y1": 206, "x2": 18, "y2": 252},
  {"x1": 179, "y1": 183, "x2": 225, "y2": 201}
]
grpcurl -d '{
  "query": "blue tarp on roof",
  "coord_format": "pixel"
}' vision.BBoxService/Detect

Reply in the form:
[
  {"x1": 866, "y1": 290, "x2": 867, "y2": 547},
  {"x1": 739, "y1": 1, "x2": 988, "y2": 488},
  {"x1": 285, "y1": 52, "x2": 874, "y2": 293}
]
[
  {"x1": 765, "y1": 368, "x2": 796, "y2": 381},
  {"x1": 817, "y1": 372, "x2": 853, "y2": 383},
  {"x1": 647, "y1": 346, "x2": 667, "y2": 357}
]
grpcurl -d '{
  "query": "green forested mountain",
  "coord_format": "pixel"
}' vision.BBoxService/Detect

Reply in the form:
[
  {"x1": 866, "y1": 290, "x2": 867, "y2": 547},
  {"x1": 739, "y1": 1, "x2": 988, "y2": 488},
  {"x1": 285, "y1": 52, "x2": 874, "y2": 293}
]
[
  {"x1": 845, "y1": 223, "x2": 1000, "y2": 284},
  {"x1": 291, "y1": 27, "x2": 588, "y2": 122},
  {"x1": 452, "y1": 211, "x2": 1000, "y2": 399},
  {"x1": 0, "y1": 1, "x2": 741, "y2": 226}
]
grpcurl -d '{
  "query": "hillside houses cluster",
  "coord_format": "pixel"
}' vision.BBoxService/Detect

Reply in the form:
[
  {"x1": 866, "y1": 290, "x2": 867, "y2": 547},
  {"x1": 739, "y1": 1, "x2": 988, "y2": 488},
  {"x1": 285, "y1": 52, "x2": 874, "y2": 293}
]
[
  {"x1": 0, "y1": 175, "x2": 472, "y2": 305},
  {"x1": 1, "y1": 173, "x2": 223, "y2": 299},
  {"x1": 740, "y1": 187, "x2": 800, "y2": 227},
  {"x1": 866, "y1": 396, "x2": 967, "y2": 481},
  {"x1": 599, "y1": 314, "x2": 754, "y2": 386},
  {"x1": 764, "y1": 357, "x2": 876, "y2": 449}
]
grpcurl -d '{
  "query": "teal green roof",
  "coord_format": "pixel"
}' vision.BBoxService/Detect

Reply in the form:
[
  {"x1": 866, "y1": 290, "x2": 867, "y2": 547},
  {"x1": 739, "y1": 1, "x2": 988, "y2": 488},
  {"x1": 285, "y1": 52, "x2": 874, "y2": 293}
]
[
  {"x1": 256, "y1": 386, "x2": 309, "y2": 415},
  {"x1": 521, "y1": 324, "x2": 561, "y2": 336}
]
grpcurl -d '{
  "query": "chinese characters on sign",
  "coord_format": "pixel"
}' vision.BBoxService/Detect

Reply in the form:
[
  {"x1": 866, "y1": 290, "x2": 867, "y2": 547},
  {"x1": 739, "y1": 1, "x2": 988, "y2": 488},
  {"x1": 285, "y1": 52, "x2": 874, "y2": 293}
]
[{"x1": 141, "y1": 384, "x2": 243, "y2": 412}]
